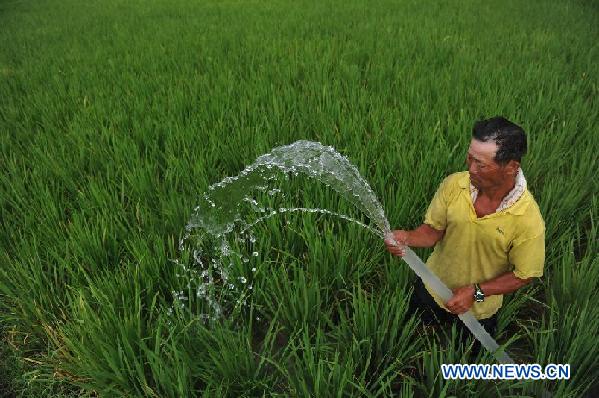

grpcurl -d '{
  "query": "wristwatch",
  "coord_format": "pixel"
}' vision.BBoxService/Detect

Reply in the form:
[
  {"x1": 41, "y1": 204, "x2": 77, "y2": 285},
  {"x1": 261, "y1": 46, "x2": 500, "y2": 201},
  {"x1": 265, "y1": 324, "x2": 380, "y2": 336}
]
[{"x1": 473, "y1": 283, "x2": 485, "y2": 302}]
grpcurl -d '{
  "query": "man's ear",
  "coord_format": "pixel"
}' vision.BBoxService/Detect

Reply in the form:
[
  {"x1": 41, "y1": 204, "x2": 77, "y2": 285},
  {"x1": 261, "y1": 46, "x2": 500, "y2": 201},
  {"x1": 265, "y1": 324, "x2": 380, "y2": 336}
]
[{"x1": 506, "y1": 160, "x2": 520, "y2": 175}]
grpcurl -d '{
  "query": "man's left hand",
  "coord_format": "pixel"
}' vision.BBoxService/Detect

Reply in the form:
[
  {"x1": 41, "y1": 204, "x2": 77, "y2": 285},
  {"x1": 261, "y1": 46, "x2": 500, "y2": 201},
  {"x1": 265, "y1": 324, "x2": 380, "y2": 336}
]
[{"x1": 445, "y1": 285, "x2": 476, "y2": 314}]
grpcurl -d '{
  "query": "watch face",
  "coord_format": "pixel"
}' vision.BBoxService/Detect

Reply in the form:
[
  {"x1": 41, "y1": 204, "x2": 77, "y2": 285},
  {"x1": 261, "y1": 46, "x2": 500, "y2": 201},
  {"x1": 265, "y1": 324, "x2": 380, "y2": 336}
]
[{"x1": 474, "y1": 287, "x2": 484, "y2": 302}]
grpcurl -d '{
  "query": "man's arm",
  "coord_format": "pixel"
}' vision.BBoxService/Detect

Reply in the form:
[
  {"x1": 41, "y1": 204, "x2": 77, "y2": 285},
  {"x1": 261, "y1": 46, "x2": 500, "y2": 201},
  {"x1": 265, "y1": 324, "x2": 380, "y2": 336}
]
[
  {"x1": 444, "y1": 271, "x2": 533, "y2": 315},
  {"x1": 384, "y1": 223, "x2": 445, "y2": 256}
]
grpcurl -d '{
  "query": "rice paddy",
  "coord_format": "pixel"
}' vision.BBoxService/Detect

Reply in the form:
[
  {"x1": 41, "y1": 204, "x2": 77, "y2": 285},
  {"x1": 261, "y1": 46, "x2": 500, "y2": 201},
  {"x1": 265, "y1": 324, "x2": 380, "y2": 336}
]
[{"x1": 1, "y1": 0, "x2": 598, "y2": 396}]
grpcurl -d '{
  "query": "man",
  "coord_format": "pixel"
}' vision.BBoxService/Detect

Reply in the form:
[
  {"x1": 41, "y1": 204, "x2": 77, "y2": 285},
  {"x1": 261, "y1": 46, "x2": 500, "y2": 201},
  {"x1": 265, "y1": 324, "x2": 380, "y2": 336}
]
[{"x1": 385, "y1": 116, "x2": 545, "y2": 349}]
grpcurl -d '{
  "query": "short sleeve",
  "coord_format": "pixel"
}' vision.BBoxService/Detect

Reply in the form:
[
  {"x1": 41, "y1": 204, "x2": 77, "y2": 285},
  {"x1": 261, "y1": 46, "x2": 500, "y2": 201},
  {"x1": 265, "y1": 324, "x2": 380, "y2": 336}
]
[
  {"x1": 509, "y1": 227, "x2": 545, "y2": 279},
  {"x1": 423, "y1": 176, "x2": 452, "y2": 231}
]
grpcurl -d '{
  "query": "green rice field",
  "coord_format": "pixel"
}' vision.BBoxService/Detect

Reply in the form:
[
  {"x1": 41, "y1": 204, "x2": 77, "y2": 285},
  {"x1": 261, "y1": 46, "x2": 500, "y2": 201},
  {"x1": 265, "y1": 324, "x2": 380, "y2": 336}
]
[{"x1": 1, "y1": 0, "x2": 598, "y2": 396}]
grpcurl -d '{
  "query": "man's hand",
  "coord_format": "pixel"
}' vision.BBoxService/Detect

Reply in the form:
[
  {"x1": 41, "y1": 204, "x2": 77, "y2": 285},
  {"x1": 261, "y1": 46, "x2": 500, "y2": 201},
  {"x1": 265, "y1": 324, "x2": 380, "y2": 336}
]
[
  {"x1": 384, "y1": 230, "x2": 409, "y2": 257},
  {"x1": 445, "y1": 285, "x2": 476, "y2": 315},
  {"x1": 384, "y1": 224, "x2": 445, "y2": 257}
]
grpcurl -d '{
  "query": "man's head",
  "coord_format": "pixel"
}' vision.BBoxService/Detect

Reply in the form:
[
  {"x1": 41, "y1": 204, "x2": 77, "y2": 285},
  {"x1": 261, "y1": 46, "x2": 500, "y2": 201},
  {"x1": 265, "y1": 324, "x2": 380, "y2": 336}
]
[{"x1": 467, "y1": 117, "x2": 527, "y2": 191}]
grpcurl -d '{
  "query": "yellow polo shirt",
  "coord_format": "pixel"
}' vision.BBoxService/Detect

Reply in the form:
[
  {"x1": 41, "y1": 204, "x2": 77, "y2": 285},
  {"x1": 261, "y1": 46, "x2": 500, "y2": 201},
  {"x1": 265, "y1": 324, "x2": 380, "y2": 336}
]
[{"x1": 422, "y1": 171, "x2": 545, "y2": 319}]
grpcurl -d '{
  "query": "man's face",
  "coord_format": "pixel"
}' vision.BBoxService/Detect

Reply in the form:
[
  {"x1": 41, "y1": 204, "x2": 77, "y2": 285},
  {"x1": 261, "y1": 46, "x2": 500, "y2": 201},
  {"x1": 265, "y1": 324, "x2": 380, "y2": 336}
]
[{"x1": 466, "y1": 139, "x2": 512, "y2": 190}]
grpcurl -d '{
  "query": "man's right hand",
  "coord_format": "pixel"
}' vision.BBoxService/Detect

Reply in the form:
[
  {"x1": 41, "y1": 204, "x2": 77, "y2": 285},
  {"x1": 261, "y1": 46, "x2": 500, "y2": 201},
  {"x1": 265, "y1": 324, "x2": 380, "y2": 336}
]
[{"x1": 384, "y1": 230, "x2": 409, "y2": 257}]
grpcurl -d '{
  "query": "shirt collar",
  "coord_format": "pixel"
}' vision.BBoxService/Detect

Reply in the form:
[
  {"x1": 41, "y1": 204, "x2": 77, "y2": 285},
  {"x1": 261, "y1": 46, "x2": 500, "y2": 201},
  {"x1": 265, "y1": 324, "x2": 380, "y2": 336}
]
[{"x1": 457, "y1": 169, "x2": 529, "y2": 215}]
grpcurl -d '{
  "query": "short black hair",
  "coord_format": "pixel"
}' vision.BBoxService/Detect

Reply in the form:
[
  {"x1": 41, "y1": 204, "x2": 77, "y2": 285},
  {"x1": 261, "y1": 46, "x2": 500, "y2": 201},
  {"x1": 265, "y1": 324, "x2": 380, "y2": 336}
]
[{"x1": 472, "y1": 116, "x2": 527, "y2": 165}]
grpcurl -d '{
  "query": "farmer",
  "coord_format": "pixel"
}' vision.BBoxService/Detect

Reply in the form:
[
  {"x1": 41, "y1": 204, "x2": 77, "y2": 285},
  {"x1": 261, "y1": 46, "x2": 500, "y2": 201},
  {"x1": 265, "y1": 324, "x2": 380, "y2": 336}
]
[{"x1": 385, "y1": 116, "x2": 545, "y2": 349}]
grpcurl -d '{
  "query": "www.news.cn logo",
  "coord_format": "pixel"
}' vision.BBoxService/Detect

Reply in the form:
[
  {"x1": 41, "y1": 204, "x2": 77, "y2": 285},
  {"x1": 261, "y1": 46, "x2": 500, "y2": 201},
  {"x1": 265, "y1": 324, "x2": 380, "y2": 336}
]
[{"x1": 441, "y1": 363, "x2": 570, "y2": 380}]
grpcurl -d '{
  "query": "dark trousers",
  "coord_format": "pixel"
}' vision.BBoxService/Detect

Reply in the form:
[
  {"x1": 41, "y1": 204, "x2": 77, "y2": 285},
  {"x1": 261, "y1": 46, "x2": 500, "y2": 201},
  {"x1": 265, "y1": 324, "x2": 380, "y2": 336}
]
[{"x1": 408, "y1": 277, "x2": 498, "y2": 356}]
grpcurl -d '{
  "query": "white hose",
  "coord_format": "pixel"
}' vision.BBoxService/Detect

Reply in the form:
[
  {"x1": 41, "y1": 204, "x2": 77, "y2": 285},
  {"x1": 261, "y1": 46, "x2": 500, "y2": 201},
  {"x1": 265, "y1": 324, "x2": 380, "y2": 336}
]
[{"x1": 387, "y1": 234, "x2": 513, "y2": 364}]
